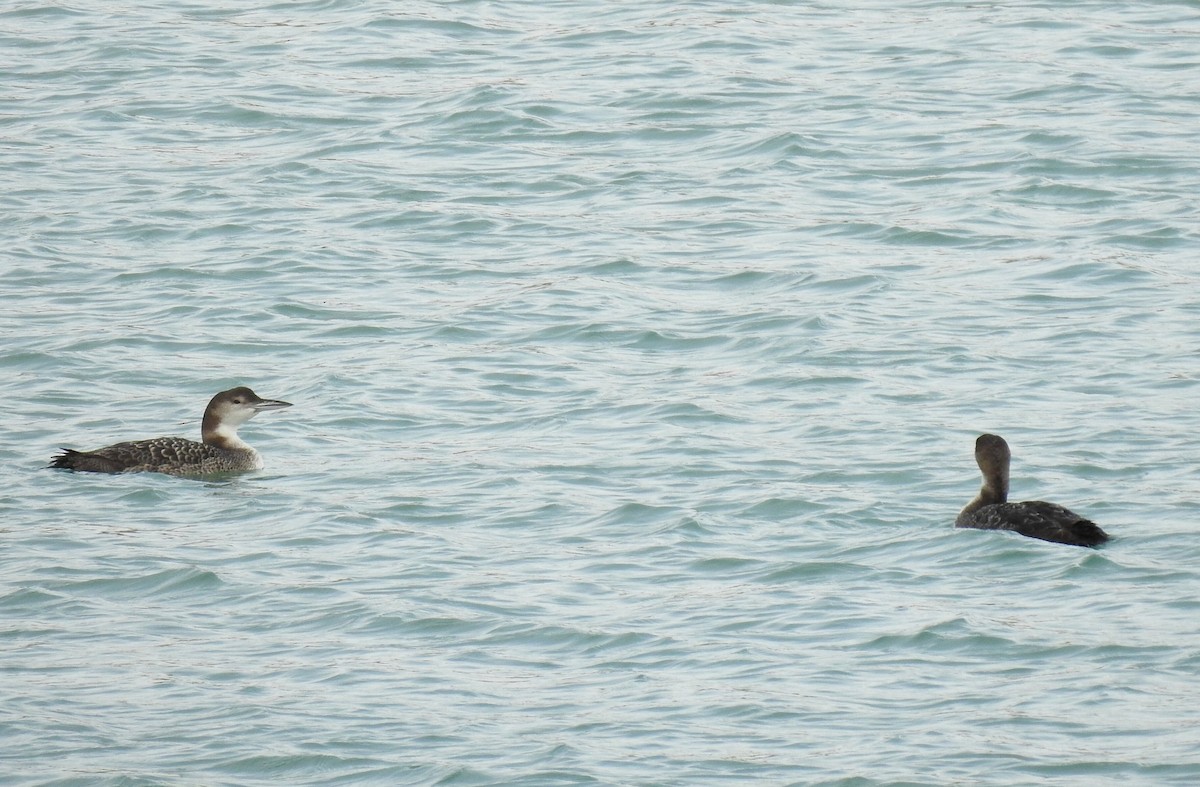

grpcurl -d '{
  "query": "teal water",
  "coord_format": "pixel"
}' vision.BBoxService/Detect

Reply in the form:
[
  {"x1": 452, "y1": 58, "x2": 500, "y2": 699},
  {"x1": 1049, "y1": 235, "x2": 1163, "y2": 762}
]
[{"x1": 4, "y1": 1, "x2": 1200, "y2": 784}]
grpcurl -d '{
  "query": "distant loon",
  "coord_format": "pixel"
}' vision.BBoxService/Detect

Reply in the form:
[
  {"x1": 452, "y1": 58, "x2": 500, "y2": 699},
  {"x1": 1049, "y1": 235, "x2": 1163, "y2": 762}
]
[
  {"x1": 956, "y1": 433, "x2": 1108, "y2": 548},
  {"x1": 50, "y1": 387, "x2": 292, "y2": 476}
]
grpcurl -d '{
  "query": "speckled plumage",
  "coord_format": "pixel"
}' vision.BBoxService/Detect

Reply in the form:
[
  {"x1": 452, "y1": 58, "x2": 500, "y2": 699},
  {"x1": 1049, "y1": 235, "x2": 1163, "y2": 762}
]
[
  {"x1": 51, "y1": 437, "x2": 264, "y2": 476},
  {"x1": 50, "y1": 386, "x2": 291, "y2": 477},
  {"x1": 956, "y1": 500, "x2": 1108, "y2": 548},
  {"x1": 956, "y1": 433, "x2": 1108, "y2": 548}
]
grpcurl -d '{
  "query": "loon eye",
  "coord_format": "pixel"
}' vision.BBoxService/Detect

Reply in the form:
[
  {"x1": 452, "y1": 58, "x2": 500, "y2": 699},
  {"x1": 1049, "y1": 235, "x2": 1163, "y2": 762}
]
[{"x1": 233, "y1": 397, "x2": 244, "y2": 404}]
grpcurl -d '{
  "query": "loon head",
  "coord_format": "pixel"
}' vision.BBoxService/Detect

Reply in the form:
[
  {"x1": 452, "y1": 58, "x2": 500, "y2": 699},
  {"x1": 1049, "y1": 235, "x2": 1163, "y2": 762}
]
[
  {"x1": 974, "y1": 433, "x2": 1011, "y2": 497},
  {"x1": 201, "y1": 387, "x2": 292, "y2": 448}
]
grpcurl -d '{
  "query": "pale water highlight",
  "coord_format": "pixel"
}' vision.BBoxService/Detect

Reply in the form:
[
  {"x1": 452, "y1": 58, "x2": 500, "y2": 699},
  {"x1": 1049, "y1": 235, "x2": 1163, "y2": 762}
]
[{"x1": 4, "y1": 1, "x2": 1200, "y2": 784}]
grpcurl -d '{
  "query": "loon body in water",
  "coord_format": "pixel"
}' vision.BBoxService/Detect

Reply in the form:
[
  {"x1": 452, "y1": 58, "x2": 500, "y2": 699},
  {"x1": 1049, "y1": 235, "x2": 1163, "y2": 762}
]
[
  {"x1": 50, "y1": 387, "x2": 292, "y2": 476},
  {"x1": 956, "y1": 433, "x2": 1108, "y2": 547}
]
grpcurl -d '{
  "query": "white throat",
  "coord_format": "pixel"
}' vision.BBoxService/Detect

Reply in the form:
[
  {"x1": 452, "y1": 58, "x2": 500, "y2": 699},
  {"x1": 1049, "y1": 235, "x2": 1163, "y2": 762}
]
[{"x1": 209, "y1": 422, "x2": 254, "y2": 453}]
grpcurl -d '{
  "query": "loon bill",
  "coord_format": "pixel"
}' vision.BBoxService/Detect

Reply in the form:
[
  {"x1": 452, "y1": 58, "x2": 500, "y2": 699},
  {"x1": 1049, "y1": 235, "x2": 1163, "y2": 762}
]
[
  {"x1": 956, "y1": 433, "x2": 1108, "y2": 548},
  {"x1": 50, "y1": 386, "x2": 292, "y2": 476}
]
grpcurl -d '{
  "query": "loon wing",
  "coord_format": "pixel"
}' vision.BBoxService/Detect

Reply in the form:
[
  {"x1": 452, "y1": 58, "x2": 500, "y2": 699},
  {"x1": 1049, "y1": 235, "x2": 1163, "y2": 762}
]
[
  {"x1": 50, "y1": 437, "x2": 203, "y2": 474},
  {"x1": 50, "y1": 447, "x2": 135, "y2": 473},
  {"x1": 970, "y1": 501, "x2": 1108, "y2": 547}
]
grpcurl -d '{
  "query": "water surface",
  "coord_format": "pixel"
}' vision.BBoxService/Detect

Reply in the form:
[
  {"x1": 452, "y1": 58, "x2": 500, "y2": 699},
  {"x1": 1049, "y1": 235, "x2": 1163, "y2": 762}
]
[{"x1": 4, "y1": 1, "x2": 1200, "y2": 784}]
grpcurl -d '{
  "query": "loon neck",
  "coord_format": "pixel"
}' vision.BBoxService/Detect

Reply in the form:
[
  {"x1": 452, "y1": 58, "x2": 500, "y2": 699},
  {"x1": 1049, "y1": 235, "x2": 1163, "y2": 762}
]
[
  {"x1": 982, "y1": 471, "x2": 1008, "y2": 503},
  {"x1": 202, "y1": 422, "x2": 253, "y2": 452},
  {"x1": 962, "y1": 481, "x2": 1007, "y2": 518},
  {"x1": 969, "y1": 435, "x2": 1011, "y2": 514}
]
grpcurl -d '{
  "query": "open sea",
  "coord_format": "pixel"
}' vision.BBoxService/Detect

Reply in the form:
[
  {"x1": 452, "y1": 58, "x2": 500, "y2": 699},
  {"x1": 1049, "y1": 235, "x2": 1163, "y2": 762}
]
[{"x1": 4, "y1": 1, "x2": 1200, "y2": 784}]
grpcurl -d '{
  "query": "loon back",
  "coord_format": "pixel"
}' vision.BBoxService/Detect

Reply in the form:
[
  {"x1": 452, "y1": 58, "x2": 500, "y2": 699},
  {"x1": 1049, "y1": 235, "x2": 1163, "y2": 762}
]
[
  {"x1": 50, "y1": 437, "x2": 263, "y2": 476},
  {"x1": 956, "y1": 500, "x2": 1109, "y2": 548},
  {"x1": 49, "y1": 386, "x2": 291, "y2": 476}
]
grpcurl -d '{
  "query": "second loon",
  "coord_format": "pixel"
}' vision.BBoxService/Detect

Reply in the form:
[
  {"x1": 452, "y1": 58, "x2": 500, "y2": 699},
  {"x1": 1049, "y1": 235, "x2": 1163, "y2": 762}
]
[
  {"x1": 50, "y1": 387, "x2": 292, "y2": 477},
  {"x1": 956, "y1": 433, "x2": 1108, "y2": 548}
]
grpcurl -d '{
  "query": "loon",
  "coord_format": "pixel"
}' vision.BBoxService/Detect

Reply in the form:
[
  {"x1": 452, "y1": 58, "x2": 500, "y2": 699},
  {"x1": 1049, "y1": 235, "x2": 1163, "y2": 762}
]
[
  {"x1": 50, "y1": 387, "x2": 292, "y2": 476},
  {"x1": 956, "y1": 433, "x2": 1108, "y2": 548}
]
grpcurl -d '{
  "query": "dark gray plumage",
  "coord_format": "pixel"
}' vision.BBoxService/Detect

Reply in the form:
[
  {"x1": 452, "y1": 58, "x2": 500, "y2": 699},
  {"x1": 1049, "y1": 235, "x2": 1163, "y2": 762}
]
[
  {"x1": 956, "y1": 433, "x2": 1108, "y2": 548},
  {"x1": 50, "y1": 387, "x2": 292, "y2": 477}
]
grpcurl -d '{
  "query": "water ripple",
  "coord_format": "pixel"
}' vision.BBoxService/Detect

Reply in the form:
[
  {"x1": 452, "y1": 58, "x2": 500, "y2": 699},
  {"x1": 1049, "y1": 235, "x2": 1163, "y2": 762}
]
[{"x1": 5, "y1": 1, "x2": 1200, "y2": 785}]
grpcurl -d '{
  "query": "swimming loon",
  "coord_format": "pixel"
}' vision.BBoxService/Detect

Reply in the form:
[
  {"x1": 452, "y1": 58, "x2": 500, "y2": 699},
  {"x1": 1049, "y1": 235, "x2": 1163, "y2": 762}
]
[
  {"x1": 956, "y1": 433, "x2": 1108, "y2": 548},
  {"x1": 50, "y1": 387, "x2": 292, "y2": 476}
]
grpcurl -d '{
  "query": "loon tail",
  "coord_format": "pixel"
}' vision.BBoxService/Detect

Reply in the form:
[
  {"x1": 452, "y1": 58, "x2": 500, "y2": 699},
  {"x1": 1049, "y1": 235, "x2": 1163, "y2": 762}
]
[
  {"x1": 49, "y1": 448, "x2": 127, "y2": 473},
  {"x1": 1062, "y1": 519, "x2": 1109, "y2": 548},
  {"x1": 1017, "y1": 514, "x2": 1109, "y2": 548}
]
